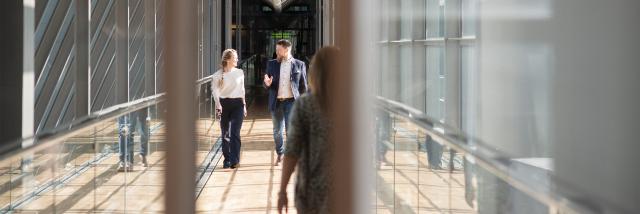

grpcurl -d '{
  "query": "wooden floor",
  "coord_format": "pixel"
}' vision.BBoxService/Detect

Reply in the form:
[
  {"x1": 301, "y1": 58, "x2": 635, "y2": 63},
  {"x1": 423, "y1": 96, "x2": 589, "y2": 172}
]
[
  {"x1": 5, "y1": 97, "x2": 475, "y2": 213},
  {"x1": 195, "y1": 99, "x2": 297, "y2": 213},
  {"x1": 6, "y1": 98, "x2": 298, "y2": 213}
]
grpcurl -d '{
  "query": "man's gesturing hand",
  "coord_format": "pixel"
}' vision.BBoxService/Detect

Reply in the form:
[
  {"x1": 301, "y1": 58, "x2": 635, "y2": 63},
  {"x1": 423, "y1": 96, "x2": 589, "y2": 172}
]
[{"x1": 264, "y1": 74, "x2": 273, "y2": 87}]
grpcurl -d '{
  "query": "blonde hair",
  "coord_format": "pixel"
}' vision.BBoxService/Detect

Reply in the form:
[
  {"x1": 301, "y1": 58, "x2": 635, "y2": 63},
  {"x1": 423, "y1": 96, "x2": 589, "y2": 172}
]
[
  {"x1": 221, "y1": 49, "x2": 237, "y2": 68},
  {"x1": 308, "y1": 46, "x2": 340, "y2": 111},
  {"x1": 218, "y1": 49, "x2": 237, "y2": 88}
]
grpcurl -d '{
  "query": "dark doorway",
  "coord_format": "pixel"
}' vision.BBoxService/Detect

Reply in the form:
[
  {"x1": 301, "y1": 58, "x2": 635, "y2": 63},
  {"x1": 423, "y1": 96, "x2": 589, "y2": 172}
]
[{"x1": 231, "y1": 0, "x2": 318, "y2": 88}]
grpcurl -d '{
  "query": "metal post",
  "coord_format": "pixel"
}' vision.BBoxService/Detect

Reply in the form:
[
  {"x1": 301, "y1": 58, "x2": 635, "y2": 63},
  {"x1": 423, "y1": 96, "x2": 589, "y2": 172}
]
[
  {"x1": 22, "y1": 0, "x2": 36, "y2": 182},
  {"x1": 225, "y1": 0, "x2": 232, "y2": 49},
  {"x1": 204, "y1": 0, "x2": 212, "y2": 76},
  {"x1": 235, "y1": 0, "x2": 241, "y2": 59},
  {"x1": 0, "y1": 0, "x2": 23, "y2": 143},
  {"x1": 164, "y1": 0, "x2": 197, "y2": 213},
  {"x1": 75, "y1": 0, "x2": 89, "y2": 117},
  {"x1": 444, "y1": 0, "x2": 462, "y2": 173},
  {"x1": 197, "y1": 0, "x2": 203, "y2": 79},
  {"x1": 445, "y1": 0, "x2": 461, "y2": 129},
  {"x1": 213, "y1": 0, "x2": 221, "y2": 68},
  {"x1": 316, "y1": 0, "x2": 322, "y2": 48},
  {"x1": 23, "y1": 0, "x2": 35, "y2": 142},
  {"x1": 322, "y1": 0, "x2": 334, "y2": 45},
  {"x1": 144, "y1": 0, "x2": 156, "y2": 97}
]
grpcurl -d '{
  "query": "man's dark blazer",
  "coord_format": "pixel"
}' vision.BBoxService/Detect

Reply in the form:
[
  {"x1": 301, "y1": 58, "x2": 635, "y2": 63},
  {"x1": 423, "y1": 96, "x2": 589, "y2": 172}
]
[{"x1": 263, "y1": 58, "x2": 308, "y2": 112}]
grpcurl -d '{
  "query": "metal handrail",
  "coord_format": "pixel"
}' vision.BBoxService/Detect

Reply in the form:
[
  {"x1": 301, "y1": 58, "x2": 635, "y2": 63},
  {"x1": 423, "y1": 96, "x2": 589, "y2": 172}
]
[
  {"x1": 0, "y1": 93, "x2": 166, "y2": 166},
  {"x1": 375, "y1": 96, "x2": 629, "y2": 214},
  {"x1": 196, "y1": 75, "x2": 214, "y2": 86},
  {"x1": 238, "y1": 55, "x2": 257, "y2": 66}
]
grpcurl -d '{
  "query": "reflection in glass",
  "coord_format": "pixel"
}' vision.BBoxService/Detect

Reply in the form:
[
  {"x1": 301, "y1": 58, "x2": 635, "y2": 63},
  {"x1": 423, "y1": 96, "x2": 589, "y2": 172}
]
[
  {"x1": 392, "y1": 116, "x2": 420, "y2": 212},
  {"x1": 426, "y1": 0, "x2": 445, "y2": 38},
  {"x1": 426, "y1": 46, "x2": 445, "y2": 122},
  {"x1": 400, "y1": 0, "x2": 413, "y2": 39},
  {"x1": 374, "y1": 109, "x2": 395, "y2": 213},
  {"x1": 389, "y1": 46, "x2": 401, "y2": 101},
  {"x1": 462, "y1": 0, "x2": 478, "y2": 36},
  {"x1": 461, "y1": 45, "x2": 477, "y2": 135},
  {"x1": 0, "y1": 104, "x2": 171, "y2": 213},
  {"x1": 400, "y1": 45, "x2": 413, "y2": 104}
]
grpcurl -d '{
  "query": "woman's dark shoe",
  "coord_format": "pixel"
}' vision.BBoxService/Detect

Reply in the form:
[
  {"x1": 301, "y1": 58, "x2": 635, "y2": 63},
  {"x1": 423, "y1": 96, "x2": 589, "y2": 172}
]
[
  {"x1": 223, "y1": 161, "x2": 231, "y2": 169},
  {"x1": 230, "y1": 163, "x2": 239, "y2": 169}
]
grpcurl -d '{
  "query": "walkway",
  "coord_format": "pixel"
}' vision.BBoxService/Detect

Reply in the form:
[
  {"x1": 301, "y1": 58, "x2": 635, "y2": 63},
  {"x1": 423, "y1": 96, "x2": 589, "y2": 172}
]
[
  {"x1": 196, "y1": 98, "x2": 297, "y2": 213},
  {"x1": 3, "y1": 95, "x2": 473, "y2": 213}
]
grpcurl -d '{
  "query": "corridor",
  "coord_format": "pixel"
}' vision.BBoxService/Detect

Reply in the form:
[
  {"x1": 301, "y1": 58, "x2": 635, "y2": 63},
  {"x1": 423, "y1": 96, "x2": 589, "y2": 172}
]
[
  {"x1": 196, "y1": 98, "x2": 297, "y2": 213},
  {"x1": 3, "y1": 0, "x2": 638, "y2": 213}
]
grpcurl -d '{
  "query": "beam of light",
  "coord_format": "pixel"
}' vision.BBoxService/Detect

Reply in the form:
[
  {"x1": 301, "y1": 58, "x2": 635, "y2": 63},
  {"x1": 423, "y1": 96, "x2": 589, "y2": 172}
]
[{"x1": 266, "y1": 0, "x2": 293, "y2": 12}]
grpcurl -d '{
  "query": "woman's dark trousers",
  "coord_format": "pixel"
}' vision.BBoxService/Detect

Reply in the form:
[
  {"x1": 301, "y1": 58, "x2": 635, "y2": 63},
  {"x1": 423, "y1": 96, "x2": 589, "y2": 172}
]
[{"x1": 220, "y1": 98, "x2": 244, "y2": 166}]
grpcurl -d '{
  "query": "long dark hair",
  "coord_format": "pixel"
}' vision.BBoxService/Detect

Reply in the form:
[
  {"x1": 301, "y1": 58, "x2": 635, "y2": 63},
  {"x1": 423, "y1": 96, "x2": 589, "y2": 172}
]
[{"x1": 308, "y1": 46, "x2": 340, "y2": 111}]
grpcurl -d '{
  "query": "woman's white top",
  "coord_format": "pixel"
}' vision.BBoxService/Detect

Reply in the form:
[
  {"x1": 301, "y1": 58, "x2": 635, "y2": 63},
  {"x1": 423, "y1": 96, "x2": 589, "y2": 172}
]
[{"x1": 211, "y1": 68, "x2": 245, "y2": 109}]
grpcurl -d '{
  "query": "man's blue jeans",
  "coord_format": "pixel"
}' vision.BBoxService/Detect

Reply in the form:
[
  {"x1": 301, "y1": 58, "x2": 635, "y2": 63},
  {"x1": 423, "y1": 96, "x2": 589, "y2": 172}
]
[
  {"x1": 271, "y1": 99, "x2": 294, "y2": 155},
  {"x1": 118, "y1": 110, "x2": 149, "y2": 163}
]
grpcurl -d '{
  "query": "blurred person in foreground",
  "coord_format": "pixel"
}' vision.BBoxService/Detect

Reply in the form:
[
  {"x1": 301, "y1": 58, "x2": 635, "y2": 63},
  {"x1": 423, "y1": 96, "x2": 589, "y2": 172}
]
[{"x1": 277, "y1": 46, "x2": 339, "y2": 214}]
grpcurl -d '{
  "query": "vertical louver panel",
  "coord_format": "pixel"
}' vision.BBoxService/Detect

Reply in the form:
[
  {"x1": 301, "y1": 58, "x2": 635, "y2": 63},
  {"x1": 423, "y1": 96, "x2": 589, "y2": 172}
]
[
  {"x1": 129, "y1": 0, "x2": 146, "y2": 100},
  {"x1": 155, "y1": 0, "x2": 166, "y2": 93},
  {"x1": 90, "y1": 0, "x2": 117, "y2": 112},
  {"x1": 34, "y1": 0, "x2": 163, "y2": 133},
  {"x1": 34, "y1": 0, "x2": 77, "y2": 133}
]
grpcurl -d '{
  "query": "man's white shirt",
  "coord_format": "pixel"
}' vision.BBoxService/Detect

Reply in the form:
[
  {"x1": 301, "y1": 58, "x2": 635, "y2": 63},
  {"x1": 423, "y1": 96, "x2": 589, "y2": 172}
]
[{"x1": 277, "y1": 56, "x2": 295, "y2": 99}]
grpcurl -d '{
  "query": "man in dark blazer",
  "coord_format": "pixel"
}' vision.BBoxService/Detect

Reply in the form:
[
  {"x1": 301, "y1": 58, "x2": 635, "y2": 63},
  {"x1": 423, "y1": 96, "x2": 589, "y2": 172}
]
[{"x1": 263, "y1": 39, "x2": 308, "y2": 165}]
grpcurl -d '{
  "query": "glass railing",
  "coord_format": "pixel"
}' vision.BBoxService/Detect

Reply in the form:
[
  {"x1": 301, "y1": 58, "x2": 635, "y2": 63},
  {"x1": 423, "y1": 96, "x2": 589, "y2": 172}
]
[
  {"x1": 0, "y1": 95, "x2": 167, "y2": 213},
  {"x1": 239, "y1": 54, "x2": 259, "y2": 98},
  {"x1": 6, "y1": 76, "x2": 628, "y2": 213},
  {"x1": 373, "y1": 96, "x2": 627, "y2": 214},
  {"x1": 0, "y1": 78, "x2": 220, "y2": 213}
]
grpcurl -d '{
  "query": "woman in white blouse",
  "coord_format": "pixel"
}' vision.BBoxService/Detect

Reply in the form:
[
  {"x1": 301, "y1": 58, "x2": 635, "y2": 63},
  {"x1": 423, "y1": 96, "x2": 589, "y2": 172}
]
[{"x1": 212, "y1": 49, "x2": 246, "y2": 169}]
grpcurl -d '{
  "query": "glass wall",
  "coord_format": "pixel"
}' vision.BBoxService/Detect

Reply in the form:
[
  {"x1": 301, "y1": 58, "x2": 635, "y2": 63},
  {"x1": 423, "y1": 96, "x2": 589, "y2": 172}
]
[
  {"x1": 375, "y1": 0, "x2": 476, "y2": 137},
  {"x1": 373, "y1": 0, "x2": 482, "y2": 213},
  {"x1": 369, "y1": 0, "x2": 640, "y2": 213},
  {"x1": 3, "y1": 0, "x2": 222, "y2": 212}
]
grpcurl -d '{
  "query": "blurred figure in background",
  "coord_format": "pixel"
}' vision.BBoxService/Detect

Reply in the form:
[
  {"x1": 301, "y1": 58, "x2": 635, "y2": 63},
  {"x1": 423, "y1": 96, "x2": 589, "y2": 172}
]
[
  {"x1": 117, "y1": 108, "x2": 149, "y2": 172},
  {"x1": 425, "y1": 134, "x2": 443, "y2": 170}
]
